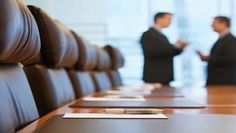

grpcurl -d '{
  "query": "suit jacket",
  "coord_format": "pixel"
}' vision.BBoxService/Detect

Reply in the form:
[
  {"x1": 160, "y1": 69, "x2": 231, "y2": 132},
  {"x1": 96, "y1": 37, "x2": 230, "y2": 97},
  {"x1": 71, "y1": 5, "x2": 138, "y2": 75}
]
[
  {"x1": 140, "y1": 27, "x2": 182, "y2": 84},
  {"x1": 207, "y1": 33, "x2": 236, "y2": 85}
]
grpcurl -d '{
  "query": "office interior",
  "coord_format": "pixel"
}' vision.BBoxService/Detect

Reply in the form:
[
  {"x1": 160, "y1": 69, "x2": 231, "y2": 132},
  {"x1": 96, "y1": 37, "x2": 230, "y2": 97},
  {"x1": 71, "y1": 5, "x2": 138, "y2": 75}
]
[
  {"x1": 1, "y1": 0, "x2": 236, "y2": 133},
  {"x1": 24, "y1": 0, "x2": 236, "y2": 86}
]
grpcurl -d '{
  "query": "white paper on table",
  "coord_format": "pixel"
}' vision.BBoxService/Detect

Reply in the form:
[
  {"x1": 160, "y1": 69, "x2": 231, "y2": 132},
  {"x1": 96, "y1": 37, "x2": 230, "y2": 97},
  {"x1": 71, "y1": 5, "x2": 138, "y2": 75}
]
[
  {"x1": 63, "y1": 113, "x2": 168, "y2": 119},
  {"x1": 103, "y1": 95, "x2": 144, "y2": 99},
  {"x1": 144, "y1": 83, "x2": 162, "y2": 89},
  {"x1": 105, "y1": 90, "x2": 151, "y2": 95},
  {"x1": 116, "y1": 83, "x2": 162, "y2": 92},
  {"x1": 82, "y1": 97, "x2": 146, "y2": 101},
  {"x1": 117, "y1": 86, "x2": 155, "y2": 92}
]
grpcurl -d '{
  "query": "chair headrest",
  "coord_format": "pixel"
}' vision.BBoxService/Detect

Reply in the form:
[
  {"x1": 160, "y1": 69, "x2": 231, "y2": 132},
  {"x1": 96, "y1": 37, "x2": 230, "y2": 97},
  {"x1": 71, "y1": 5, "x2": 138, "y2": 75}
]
[
  {"x1": 104, "y1": 45, "x2": 125, "y2": 69},
  {"x1": 71, "y1": 31, "x2": 98, "y2": 70},
  {"x1": 96, "y1": 47, "x2": 111, "y2": 71},
  {"x1": 27, "y1": 6, "x2": 78, "y2": 68},
  {"x1": 0, "y1": 0, "x2": 41, "y2": 65}
]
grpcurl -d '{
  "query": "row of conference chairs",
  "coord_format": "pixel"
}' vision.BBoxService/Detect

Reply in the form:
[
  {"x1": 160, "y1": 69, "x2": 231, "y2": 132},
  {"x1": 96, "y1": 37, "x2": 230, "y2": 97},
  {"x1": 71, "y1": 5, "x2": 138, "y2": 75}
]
[{"x1": 0, "y1": 0, "x2": 125, "y2": 132}]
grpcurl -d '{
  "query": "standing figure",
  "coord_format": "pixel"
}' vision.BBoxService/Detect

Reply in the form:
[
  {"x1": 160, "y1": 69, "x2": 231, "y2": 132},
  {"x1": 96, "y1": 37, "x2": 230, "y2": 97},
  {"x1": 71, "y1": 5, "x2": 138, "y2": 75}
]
[{"x1": 140, "y1": 12, "x2": 187, "y2": 85}]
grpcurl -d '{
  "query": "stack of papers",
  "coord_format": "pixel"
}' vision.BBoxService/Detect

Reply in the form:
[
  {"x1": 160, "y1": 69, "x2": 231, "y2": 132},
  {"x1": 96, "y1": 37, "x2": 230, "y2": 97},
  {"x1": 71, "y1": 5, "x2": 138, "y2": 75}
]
[{"x1": 63, "y1": 113, "x2": 168, "y2": 119}]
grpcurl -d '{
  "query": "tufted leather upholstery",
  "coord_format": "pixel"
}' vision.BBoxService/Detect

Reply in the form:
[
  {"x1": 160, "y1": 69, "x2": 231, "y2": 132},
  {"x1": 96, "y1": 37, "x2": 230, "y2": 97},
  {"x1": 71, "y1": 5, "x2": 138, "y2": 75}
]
[
  {"x1": 0, "y1": 65, "x2": 39, "y2": 133},
  {"x1": 27, "y1": 6, "x2": 78, "y2": 68},
  {"x1": 68, "y1": 70, "x2": 95, "y2": 97},
  {"x1": 104, "y1": 45, "x2": 125, "y2": 69},
  {"x1": 24, "y1": 65, "x2": 75, "y2": 116},
  {"x1": 68, "y1": 32, "x2": 97, "y2": 97},
  {"x1": 96, "y1": 48, "x2": 112, "y2": 71},
  {"x1": 107, "y1": 70, "x2": 123, "y2": 87},
  {"x1": 91, "y1": 71, "x2": 113, "y2": 92},
  {"x1": 0, "y1": 0, "x2": 40, "y2": 132},
  {"x1": 104, "y1": 45, "x2": 125, "y2": 87},
  {"x1": 72, "y1": 31, "x2": 97, "y2": 70},
  {"x1": 0, "y1": 0, "x2": 41, "y2": 65},
  {"x1": 91, "y1": 47, "x2": 113, "y2": 92},
  {"x1": 24, "y1": 5, "x2": 77, "y2": 116}
]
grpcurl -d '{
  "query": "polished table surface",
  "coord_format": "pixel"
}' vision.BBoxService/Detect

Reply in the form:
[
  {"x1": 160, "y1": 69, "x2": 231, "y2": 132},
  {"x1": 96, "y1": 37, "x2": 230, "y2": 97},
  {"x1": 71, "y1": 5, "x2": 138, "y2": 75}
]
[
  {"x1": 98, "y1": 89, "x2": 185, "y2": 97},
  {"x1": 18, "y1": 85, "x2": 236, "y2": 133},
  {"x1": 69, "y1": 99, "x2": 205, "y2": 108},
  {"x1": 33, "y1": 114, "x2": 236, "y2": 133}
]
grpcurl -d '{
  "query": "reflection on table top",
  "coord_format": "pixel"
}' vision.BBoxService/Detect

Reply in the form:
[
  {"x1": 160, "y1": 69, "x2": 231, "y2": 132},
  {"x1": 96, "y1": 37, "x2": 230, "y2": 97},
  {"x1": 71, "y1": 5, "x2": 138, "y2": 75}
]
[{"x1": 18, "y1": 85, "x2": 236, "y2": 133}]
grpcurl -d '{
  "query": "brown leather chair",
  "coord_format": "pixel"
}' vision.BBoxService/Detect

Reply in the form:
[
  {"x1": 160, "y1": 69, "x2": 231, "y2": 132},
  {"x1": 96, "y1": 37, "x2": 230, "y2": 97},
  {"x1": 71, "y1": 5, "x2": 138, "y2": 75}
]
[
  {"x1": 0, "y1": 0, "x2": 40, "y2": 132},
  {"x1": 68, "y1": 32, "x2": 97, "y2": 97},
  {"x1": 24, "y1": 6, "x2": 78, "y2": 117},
  {"x1": 91, "y1": 47, "x2": 113, "y2": 92},
  {"x1": 104, "y1": 45, "x2": 125, "y2": 87},
  {"x1": 106, "y1": 69, "x2": 123, "y2": 87}
]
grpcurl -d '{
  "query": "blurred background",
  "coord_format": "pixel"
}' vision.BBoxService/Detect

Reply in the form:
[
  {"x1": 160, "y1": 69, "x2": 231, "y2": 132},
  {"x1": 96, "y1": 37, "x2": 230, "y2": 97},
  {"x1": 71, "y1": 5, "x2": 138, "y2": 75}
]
[{"x1": 24, "y1": 0, "x2": 236, "y2": 87}]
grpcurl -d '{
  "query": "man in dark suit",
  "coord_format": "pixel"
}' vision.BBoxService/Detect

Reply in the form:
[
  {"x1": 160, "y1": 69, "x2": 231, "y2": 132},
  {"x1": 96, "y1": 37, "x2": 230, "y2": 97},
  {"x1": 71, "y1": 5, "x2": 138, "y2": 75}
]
[
  {"x1": 197, "y1": 16, "x2": 236, "y2": 85},
  {"x1": 140, "y1": 12, "x2": 187, "y2": 85}
]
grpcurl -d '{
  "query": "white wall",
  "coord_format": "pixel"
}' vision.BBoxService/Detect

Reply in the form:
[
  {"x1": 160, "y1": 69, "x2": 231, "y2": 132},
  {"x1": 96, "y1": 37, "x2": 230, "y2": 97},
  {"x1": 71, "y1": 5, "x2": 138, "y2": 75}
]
[
  {"x1": 107, "y1": 0, "x2": 149, "y2": 38},
  {"x1": 23, "y1": 0, "x2": 236, "y2": 85},
  {"x1": 23, "y1": 0, "x2": 108, "y2": 44}
]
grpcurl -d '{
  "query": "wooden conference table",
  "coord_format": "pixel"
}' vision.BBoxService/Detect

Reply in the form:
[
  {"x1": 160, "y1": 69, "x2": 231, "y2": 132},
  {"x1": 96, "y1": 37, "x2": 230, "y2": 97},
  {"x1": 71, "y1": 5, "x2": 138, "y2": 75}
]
[{"x1": 18, "y1": 85, "x2": 236, "y2": 133}]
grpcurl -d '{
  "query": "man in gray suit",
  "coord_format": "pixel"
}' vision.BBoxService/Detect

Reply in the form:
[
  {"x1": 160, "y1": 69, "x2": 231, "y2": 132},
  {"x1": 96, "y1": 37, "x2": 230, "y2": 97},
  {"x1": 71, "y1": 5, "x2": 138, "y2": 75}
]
[
  {"x1": 197, "y1": 16, "x2": 236, "y2": 85},
  {"x1": 140, "y1": 12, "x2": 187, "y2": 85}
]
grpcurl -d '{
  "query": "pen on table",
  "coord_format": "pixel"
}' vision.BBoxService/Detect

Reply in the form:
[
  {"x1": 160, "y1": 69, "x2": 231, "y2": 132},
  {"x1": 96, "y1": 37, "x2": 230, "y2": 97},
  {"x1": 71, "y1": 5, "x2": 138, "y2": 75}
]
[{"x1": 98, "y1": 109, "x2": 163, "y2": 114}]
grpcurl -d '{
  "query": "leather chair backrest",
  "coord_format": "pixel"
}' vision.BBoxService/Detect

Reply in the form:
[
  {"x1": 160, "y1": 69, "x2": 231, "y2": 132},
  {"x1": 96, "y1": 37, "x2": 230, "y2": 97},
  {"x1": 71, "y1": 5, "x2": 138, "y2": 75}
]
[
  {"x1": 104, "y1": 45, "x2": 125, "y2": 87},
  {"x1": 0, "y1": 0, "x2": 40, "y2": 132},
  {"x1": 104, "y1": 45, "x2": 125, "y2": 69},
  {"x1": 96, "y1": 47, "x2": 112, "y2": 71},
  {"x1": 107, "y1": 70, "x2": 123, "y2": 87},
  {"x1": 0, "y1": 65, "x2": 39, "y2": 132},
  {"x1": 68, "y1": 32, "x2": 97, "y2": 97},
  {"x1": 24, "y1": 5, "x2": 78, "y2": 116},
  {"x1": 0, "y1": 0, "x2": 40, "y2": 65},
  {"x1": 24, "y1": 65, "x2": 76, "y2": 116},
  {"x1": 27, "y1": 6, "x2": 78, "y2": 68},
  {"x1": 72, "y1": 32, "x2": 97, "y2": 71},
  {"x1": 91, "y1": 47, "x2": 112, "y2": 92},
  {"x1": 68, "y1": 70, "x2": 95, "y2": 97},
  {"x1": 91, "y1": 71, "x2": 113, "y2": 92}
]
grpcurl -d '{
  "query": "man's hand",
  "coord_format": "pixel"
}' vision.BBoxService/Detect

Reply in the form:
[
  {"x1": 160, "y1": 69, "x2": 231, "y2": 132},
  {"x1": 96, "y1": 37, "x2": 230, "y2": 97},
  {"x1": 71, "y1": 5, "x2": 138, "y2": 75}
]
[
  {"x1": 175, "y1": 39, "x2": 188, "y2": 49},
  {"x1": 196, "y1": 50, "x2": 209, "y2": 61}
]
